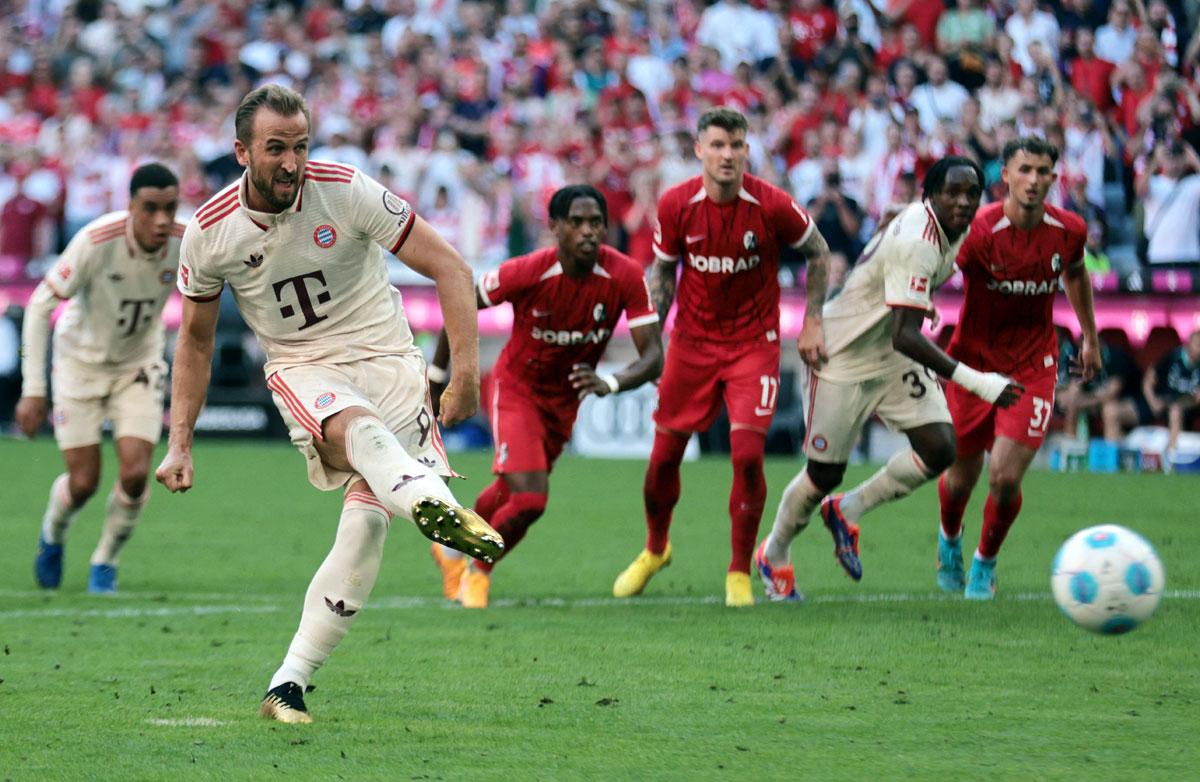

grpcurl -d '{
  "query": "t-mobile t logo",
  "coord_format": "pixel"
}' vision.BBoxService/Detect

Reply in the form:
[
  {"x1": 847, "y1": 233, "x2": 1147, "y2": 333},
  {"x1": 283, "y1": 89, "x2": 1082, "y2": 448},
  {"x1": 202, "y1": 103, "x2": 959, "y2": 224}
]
[
  {"x1": 272, "y1": 270, "x2": 332, "y2": 330},
  {"x1": 117, "y1": 298, "x2": 157, "y2": 337}
]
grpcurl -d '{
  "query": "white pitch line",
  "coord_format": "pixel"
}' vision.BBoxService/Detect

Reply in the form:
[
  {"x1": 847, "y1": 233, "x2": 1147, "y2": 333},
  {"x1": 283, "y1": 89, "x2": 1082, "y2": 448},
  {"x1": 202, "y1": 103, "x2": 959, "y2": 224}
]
[
  {"x1": 0, "y1": 590, "x2": 1196, "y2": 619},
  {"x1": 146, "y1": 718, "x2": 228, "y2": 727}
]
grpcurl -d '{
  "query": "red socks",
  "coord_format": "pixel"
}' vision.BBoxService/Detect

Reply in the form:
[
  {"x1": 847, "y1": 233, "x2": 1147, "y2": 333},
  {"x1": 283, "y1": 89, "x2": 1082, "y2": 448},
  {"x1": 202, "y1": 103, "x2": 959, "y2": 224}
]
[
  {"x1": 473, "y1": 478, "x2": 511, "y2": 521},
  {"x1": 476, "y1": 491, "x2": 547, "y2": 574},
  {"x1": 938, "y1": 474, "x2": 970, "y2": 539},
  {"x1": 643, "y1": 430, "x2": 689, "y2": 555},
  {"x1": 978, "y1": 492, "x2": 1022, "y2": 559},
  {"x1": 728, "y1": 429, "x2": 766, "y2": 574}
]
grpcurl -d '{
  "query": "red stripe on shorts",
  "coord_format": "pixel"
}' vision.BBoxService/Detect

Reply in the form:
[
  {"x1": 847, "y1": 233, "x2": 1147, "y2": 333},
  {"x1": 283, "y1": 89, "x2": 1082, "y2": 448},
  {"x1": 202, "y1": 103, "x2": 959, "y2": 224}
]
[{"x1": 267, "y1": 373, "x2": 324, "y2": 441}]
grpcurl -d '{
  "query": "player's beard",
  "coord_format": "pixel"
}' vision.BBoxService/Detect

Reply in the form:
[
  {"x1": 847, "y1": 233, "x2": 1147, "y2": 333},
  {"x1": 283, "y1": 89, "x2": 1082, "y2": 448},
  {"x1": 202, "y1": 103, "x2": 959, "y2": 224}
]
[{"x1": 249, "y1": 163, "x2": 299, "y2": 211}]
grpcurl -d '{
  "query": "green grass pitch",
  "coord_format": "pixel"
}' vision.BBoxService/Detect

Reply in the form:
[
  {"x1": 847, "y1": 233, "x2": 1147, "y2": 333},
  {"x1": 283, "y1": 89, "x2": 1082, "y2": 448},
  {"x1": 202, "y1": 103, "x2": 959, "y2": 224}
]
[{"x1": 1, "y1": 437, "x2": 1196, "y2": 780}]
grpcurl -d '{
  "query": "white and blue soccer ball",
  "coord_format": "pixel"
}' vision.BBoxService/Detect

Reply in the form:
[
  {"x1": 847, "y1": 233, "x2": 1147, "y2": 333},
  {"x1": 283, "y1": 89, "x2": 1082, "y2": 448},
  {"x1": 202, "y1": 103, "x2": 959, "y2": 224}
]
[{"x1": 1051, "y1": 524, "x2": 1165, "y2": 635}]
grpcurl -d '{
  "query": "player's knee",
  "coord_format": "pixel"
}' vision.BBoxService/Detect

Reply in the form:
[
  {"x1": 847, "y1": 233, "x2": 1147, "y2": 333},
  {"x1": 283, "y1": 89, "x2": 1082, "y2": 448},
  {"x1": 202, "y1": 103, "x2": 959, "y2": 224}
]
[
  {"x1": 510, "y1": 491, "x2": 548, "y2": 523},
  {"x1": 805, "y1": 461, "x2": 844, "y2": 494},
  {"x1": 916, "y1": 438, "x2": 956, "y2": 476},
  {"x1": 67, "y1": 472, "x2": 100, "y2": 505},
  {"x1": 118, "y1": 472, "x2": 149, "y2": 500},
  {"x1": 987, "y1": 473, "x2": 1022, "y2": 502}
]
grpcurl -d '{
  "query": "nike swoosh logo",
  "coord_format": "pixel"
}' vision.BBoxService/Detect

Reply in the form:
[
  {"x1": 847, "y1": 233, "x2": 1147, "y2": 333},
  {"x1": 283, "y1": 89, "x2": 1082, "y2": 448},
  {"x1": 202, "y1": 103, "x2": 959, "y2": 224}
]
[{"x1": 686, "y1": 235, "x2": 705, "y2": 244}]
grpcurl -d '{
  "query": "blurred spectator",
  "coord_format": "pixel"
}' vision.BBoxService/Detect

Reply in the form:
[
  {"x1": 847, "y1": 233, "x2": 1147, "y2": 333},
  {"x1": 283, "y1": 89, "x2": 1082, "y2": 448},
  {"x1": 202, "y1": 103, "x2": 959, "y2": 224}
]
[
  {"x1": 977, "y1": 57, "x2": 1021, "y2": 132},
  {"x1": 1004, "y1": 0, "x2": 1059, "y2": 74},
  {"x1": 910, "y1": 56, "x2": 969, "y2": 134},
  {"x1": 695, "y1": 0, "x2": 780, "y2": 72},
  {"x1": 1057, "y1": 334, "x2": 1137, "y2": 440},
  {"x1": 1141, "y1": 330, "x2": 1200, "y2": 457},
  {"x1": 0, "y1": 304, "x2": 19, "y2": 426},
  {"x1": 1095, "y1": 0, "x2": 1138, "y2": 65},
  {"x1": 1136, "y1": 140, "x2": 1200, "y2": 265},
  {"x1": 0, "y1": 180, "x2": 53, "y2": 280},
  {"x1": 936, "y1": 0, "x2": 994, "y2": 88},
  {"x1": 807, "y1": 161, "x2": 865, "y2": 260}
]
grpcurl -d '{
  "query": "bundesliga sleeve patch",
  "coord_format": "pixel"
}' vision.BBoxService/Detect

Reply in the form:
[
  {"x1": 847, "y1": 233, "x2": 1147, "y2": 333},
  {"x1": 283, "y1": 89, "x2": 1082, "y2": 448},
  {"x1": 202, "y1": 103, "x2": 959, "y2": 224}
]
[{"x1": 907, "y1": 275, "x2": 929, "y2": 299}]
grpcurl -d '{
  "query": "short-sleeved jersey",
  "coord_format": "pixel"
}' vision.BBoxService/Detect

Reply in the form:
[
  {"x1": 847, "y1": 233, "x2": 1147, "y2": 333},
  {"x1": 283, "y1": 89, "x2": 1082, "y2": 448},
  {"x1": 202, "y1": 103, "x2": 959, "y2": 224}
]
[
  {"x1": 48, "y1": 211, "x2": 186, "y2": 370},
  {"x1": 178, "y1": 161, "x2": 421, "y2": 376},
  {"x1": 818, "y1": 201, "x2": 966, "y2": 382},
  {"x1": 653, "y1": 173, "x2": 813, "y2": 344},
  {"x1": 480, "y1": 245, "x2": 658, "y2": 402},
  {"x1": 949, "y1": 201, "x2": 1086, "y2": 377}
]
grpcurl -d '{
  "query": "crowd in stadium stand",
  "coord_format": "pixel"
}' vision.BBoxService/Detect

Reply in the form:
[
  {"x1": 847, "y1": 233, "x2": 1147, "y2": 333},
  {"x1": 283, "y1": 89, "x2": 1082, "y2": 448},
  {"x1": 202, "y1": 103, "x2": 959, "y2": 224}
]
[{"x1": 1, "y1": 0, "x2": 1199, "y2": 282}]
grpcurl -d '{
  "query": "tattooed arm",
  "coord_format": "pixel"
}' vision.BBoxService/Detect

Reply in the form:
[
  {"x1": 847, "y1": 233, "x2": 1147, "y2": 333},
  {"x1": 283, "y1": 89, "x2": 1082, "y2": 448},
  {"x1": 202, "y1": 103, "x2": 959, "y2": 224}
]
[
  {"x1": 796, "y1": 227, "x2": 830, "y2": 367},
  {"x1": 648, "y1": 258, "x2": 678, "y2": 324}
]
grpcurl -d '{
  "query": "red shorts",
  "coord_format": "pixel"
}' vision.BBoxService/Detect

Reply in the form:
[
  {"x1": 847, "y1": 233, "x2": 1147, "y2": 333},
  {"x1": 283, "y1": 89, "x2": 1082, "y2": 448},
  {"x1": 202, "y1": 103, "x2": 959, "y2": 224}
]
[
  {"x1": 483, "y1": 373, "x2": 577, "y2": 475},
  {"x1": 655, "y1": 335, "x2": 782, "y2": 433},
  {"x1": 948, "y1": 368, "x2": 1057, "y2": 456}
]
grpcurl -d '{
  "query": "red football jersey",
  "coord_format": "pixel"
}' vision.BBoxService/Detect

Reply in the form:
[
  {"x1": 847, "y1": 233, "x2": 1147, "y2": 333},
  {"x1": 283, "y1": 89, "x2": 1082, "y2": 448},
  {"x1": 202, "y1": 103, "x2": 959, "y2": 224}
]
[
  {"x1": 653, "y1": 174, "x2": 813, "y2": 344},
  {"x1": 480, "y1": 245, "x2": 658, "y2": 401},
  {"x1": 949, "y1": 202, "x2": 1087, "y2": 377}
]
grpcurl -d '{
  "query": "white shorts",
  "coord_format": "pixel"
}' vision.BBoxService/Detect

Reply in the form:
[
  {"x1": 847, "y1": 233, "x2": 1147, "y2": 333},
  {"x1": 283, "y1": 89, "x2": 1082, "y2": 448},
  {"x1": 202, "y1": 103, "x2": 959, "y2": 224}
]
[
  {"x1": 266, "y1": 352, "x2": 453, "y2": 491},
  {"x1": 801, "y1": 363, "x2": 952, "y2": 463},
  {"x1": 51, "y1": 359, "x2": 167, "y2": 450}
]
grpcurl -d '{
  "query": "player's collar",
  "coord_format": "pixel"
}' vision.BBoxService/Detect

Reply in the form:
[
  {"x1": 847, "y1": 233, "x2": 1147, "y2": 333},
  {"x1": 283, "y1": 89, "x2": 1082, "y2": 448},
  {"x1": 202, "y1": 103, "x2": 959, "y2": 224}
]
[
  {"x1": 921, "y1": 199, "x2": 950, "y2": 251},
  {"x1": 238, "y1": 171, "x2": 305, "y2": 228},
  {"x1": 123, "y1": 216, "x2": 168, "y2": 261}
]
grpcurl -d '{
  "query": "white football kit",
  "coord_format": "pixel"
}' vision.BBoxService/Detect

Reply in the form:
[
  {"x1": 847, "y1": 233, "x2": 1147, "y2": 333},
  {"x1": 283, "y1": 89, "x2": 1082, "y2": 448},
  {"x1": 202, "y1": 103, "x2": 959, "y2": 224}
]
[
  {"x1": 802, "y1": 201, "x2": 968, "y2": 462},
  {"x1": 21, "y1": 212, "x2": 185, "y2": 448},
  {"x1": 178, "y1": 161, "x2": 451, "y2": 489}
]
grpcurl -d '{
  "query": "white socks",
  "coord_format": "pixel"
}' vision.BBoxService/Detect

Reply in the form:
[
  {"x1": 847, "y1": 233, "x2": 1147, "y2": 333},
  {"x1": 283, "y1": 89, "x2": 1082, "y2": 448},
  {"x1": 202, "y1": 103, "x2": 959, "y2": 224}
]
[
  {"x1": 268, "y1": 497, "x2": 390, "y2": 691},
  {"x1": 90, "y1": 484, "x2": 148, "y2": 566},
  {"x1": 344, "y1": 416, "x2": 456, "y2": 522},
  {"x1": 764, "y1": 469, "x2": 826, "y2": 564},
  {"x1": 40, "y1": 474, "x2": 81, "y2": 545},
  {"x1": 838, "y1": 448, "x2": 933, "y2": 523}
]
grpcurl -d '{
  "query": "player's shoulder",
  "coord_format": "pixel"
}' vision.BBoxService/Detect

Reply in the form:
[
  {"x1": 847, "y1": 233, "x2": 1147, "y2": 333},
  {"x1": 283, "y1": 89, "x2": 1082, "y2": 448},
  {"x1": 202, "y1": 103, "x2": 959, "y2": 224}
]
[
  {"x1": 739, "y1": 173, "x2": 790, "y2": 206},
  {"x1": 597, "y1": 245, "x2": 645, "y2": 280},
  {"x1": 970, "y1": 201, "x2": 1007, "y2": 233},
  {"x1": 82, "y1": 211, "x2": 130, "y2": 247},
  {"x1": 191, "y1": 180, "x2": 242, "y2": 234},
  {"x1": 1041, "y1": 203, "x2": 1087, "y2": 239},
  {"x1": 658, "y1": 176, "x2": 704, "y2": 212},
  {"x1": 890, "y1": 202, "x2": 940, "y2": 245},
  {"x1": 304, "y1": 159, "x2": 359, "y2": 185}
]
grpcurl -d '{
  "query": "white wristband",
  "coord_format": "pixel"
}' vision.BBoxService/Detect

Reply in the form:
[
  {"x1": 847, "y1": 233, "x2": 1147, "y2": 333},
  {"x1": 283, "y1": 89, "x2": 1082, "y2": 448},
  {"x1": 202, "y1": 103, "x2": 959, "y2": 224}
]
[
  {"x1": 427, "y1": 365, "x2": 448, "y2": 384},
  {"x1": 600, "y1": 373, "x2": 620, "y2": 394},
  {"x1": 951, "y1": 363, "x2": 1010, "y2": 404}
]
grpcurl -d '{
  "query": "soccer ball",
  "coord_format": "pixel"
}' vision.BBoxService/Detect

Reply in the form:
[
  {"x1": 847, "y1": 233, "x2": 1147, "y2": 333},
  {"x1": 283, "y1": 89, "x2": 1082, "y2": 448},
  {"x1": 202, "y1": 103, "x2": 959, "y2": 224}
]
[{"x1": 1051, "y1": 524, "x2": 1165, "y2": 635}]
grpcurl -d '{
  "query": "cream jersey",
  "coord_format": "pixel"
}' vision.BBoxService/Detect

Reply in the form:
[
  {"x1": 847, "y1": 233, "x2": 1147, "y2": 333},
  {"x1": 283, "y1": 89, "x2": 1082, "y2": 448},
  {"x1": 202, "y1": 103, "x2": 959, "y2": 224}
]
[
  {"x1": 21, "y1": 212, "x2": 186, "y2": 397},
  {"x1": 178, "y1": 161, "x2": 421, "y2": 377},
  {"x1": 819, "y1": 201, "x2": 967, "y2": 382}
]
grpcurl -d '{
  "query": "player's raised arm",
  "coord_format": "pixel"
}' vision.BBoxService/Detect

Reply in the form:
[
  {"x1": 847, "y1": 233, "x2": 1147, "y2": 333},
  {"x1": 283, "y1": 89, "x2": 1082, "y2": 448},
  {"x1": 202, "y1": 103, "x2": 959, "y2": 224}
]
[
  {"x1": 796, "y1": 227, "x2": 830, "y2": 367},
  {"x1": 156, "y1": 295, "x2": 220, "y2": 492},
  {"x1": 396, "y1": 216, "x2": 480, "y2": 427}
]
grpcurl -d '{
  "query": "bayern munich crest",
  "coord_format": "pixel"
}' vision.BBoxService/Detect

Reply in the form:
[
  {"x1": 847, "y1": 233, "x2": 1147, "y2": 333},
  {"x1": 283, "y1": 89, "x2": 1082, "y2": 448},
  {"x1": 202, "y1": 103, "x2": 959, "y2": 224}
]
[
  {"x1": 313, "y1": 224, "x2": 337, "y2": 248},
  {"x1": 315, "y1": 392, "x2": 336, "y2": 410},
  {"x1": 159, "y1": 269, "x2": 175, "y2": 284},
  {"x1": 811, "y1": 435, "x2": 828, "y2": 452}
]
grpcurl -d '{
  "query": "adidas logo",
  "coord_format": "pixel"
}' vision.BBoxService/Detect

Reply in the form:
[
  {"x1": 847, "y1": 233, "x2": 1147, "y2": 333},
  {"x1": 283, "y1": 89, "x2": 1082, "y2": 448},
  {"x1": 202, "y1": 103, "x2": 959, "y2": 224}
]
[{"x1": 324, "y1": 597, "x2": 357, "y2": 617}]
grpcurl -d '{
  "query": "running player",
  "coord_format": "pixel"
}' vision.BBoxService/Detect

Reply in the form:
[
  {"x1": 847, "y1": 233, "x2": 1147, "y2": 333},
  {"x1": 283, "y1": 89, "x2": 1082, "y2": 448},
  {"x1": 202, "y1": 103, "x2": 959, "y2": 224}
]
[
  {"x1": 611, "y1": 107, "x2": 832, "y2": 607},
  {"x1": 429, "y1": 185, "x2": 663, "y2": 608},
  {"x1": 937, "y1": 137, "x2": 1100, "y2": 599},
  {"x1": 17, "y1": 163, "x2": 184, "y2": 594},
  {"x1": 755, "y1": 157, "x2": 1023, "y2": 600},
  {"x1": 155, "y1": 84, "x2": 502, "y2": 724}
]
